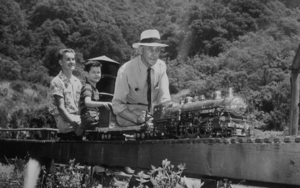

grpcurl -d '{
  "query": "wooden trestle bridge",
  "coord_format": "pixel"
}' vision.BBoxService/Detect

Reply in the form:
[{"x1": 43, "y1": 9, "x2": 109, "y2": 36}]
[{"x1": 1, "y1": 135, "x2": 300, "y2": 186}]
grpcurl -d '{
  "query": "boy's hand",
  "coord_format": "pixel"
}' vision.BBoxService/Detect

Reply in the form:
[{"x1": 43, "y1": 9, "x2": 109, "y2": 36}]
[
  {"x1": 102, "y1": 102, "x2": 112, "y2": 110},
  {"x1": 71, "y1": 121, "x2": 83, "y2": 136}
]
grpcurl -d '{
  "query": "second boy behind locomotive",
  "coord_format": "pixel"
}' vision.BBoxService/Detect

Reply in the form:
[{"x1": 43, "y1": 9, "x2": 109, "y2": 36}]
[{"x1": 79, "y1": 61, "x2": 112, "y2": 130}]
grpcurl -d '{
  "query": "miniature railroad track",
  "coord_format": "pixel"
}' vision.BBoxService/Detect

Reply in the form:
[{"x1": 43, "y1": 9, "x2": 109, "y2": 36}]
[{"x1": 1, "y1": 136, "x2": 300, "y2": 186}]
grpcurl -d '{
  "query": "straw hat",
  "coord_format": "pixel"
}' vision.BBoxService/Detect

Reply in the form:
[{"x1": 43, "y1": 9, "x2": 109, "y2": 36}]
[{"x1": 132, "y1": 29, "x2": 168, "y2": 49}]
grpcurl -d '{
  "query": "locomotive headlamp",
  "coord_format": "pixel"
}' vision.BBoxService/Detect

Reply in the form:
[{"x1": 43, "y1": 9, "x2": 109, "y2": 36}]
[{"x1": 224, "y1": 97, "x2": 247, "y2": 116}]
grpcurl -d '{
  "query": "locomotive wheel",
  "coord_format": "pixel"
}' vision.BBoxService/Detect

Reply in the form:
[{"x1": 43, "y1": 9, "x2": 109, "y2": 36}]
[
  {"x1": 186, "y1": 132, "x2": 198, "y2": 138},
  {"x1": 226, "y1": 129, "x2": 233, "y2": 137},
  {"x1": 198, "y1": 131, "x2": 211, "y2": 138},
  {"x1": 174, "y1": 133, "x2": 187, "y2": 139},
  {"x1": 186, "y1": 128, "x2": 199, "y2": 138}
]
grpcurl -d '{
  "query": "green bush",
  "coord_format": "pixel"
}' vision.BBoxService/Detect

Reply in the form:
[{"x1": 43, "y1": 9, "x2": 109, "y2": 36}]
[
  {"x1": 0, "y1": 88, "x2": 8, "y2": 97},
  {"x1": 10, "y1": 80, "x2": 29, "y2": 93},
  {"x1": 114, "y1": 159, "x2": 204, "y2": 188},
  {"x1": 0, "y1": 107, "x2": 9, "y2": 128},
  {"x1": 24, "y1": 107, "x2": 56, "y2": 129},
  {"x1": 0, "y1": 156, "x2": 28, "y2": 188},
  {"x1": 41, "y1": 159, "x2": 100, "y2": 188},
  {"x1": 0, "y1": 158, "x2": 209, "y2": 188}
]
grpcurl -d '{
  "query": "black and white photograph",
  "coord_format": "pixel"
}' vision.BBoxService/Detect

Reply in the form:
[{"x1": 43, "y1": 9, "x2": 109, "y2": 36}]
[{"x1": 1, "y1": 0, "x2": 300, "y2": 187}]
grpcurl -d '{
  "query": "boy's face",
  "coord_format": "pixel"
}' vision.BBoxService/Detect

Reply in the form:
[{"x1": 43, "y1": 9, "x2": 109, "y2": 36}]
[
  {"x1": 87, "y1": 66, "x2": 101, "y2": 84},
  {"x1": 59, "y1": 52, "x2": 76, "y2": 72}
]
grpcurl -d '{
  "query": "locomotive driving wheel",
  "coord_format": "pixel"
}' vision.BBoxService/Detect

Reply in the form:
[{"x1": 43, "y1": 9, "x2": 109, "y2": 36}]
[
  {"x1": 199, "y1": 121, "x2": 213, "y2": 138},
  {"x1": 186, "y1": 129, "x2": 199, "y2": 138},
  {"x1": 185, "y1": 122, "x2": 199, "y2": 138}
]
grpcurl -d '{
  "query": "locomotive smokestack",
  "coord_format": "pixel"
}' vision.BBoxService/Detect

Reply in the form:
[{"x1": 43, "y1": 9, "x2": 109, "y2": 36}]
[
  {"x1": 228, "y1": 87, "x2": 233, "y2": 97},
  {"x1": 184, "y1": 96, "x2": 193, "y2": 103},
  {"x1": 200, "y1": 95, "x2": 205, "y2": 101},
  {"x1": 214, "y1": 91, "x2": 222, "y2": 100}
]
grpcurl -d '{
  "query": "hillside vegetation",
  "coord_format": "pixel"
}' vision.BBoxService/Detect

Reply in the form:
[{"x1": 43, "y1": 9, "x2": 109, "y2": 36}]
[{"x1": 1, "y1": 0, "x2": 300, "y2": 130}]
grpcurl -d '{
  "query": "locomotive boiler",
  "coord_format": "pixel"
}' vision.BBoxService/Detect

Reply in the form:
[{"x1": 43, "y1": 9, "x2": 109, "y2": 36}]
[{"x1": 152, "y1": 88, "x2": 249, "y2": 138}]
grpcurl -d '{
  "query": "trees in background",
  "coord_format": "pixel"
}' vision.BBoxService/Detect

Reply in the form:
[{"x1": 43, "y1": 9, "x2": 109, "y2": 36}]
[{"x1": 0, "y1": 0, "x2": 300, "y2": 130}]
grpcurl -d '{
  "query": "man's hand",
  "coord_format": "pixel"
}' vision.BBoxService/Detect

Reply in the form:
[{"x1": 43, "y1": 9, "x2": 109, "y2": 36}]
[
  {"x1": 71, "y1": 121, "x2": 83, "y2": 136},
  {"x1": 136, "y1": 111, "x2": 152, "y2": 125},
  {"x1": 137, "y1": 112, "x2": 154, "y2": 133}
]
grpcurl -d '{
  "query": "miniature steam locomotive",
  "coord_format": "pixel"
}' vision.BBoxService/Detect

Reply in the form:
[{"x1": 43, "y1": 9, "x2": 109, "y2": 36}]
[{"x1": 152, "y1": 89, "x2": 249, "y2": 139}]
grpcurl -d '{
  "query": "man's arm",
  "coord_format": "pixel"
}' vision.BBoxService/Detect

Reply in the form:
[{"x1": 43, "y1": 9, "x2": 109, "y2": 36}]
[
  {"x1": 112, "y1": 66, "x2": 129, "y2": 114},
  {"x1": 158, "y1": 66, "x2": 171, "y2": 102},
  {"x1": 112, "y1": 66, "x2": 146, "y2": 124},
  {"x1": 118, "y1": 109, "x2": 140, "y2": 124}
]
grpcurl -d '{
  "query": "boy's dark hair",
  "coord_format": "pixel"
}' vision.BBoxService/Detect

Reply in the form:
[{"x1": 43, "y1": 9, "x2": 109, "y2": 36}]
[
  {"x1": 58, "y1": 48, "x2": 75, "y2": 60},
  {"x1": 84, "y1": 60, "x2": 102, "y2": 72}
]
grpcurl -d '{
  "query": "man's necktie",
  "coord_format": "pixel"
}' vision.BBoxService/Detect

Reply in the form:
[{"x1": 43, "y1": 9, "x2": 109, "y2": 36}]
[{"x1": 147, "y1": 68, "x2": 151, "y2": 112}]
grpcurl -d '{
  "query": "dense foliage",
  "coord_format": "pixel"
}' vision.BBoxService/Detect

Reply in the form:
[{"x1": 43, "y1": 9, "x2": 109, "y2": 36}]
[{"x1": 1, "y1": 0, "x2": 300, "y2": 130}]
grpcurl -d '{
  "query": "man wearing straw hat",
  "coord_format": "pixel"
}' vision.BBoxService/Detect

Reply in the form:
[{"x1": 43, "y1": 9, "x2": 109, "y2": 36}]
[{"x1": 112, "y1": 29, "x2": 171, "y2": 126}]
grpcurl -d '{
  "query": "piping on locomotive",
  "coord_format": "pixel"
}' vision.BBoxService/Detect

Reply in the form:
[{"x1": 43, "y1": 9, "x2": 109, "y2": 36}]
[{"x1": 152, "y1": 88, "x2": 249, "y2": 138}]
